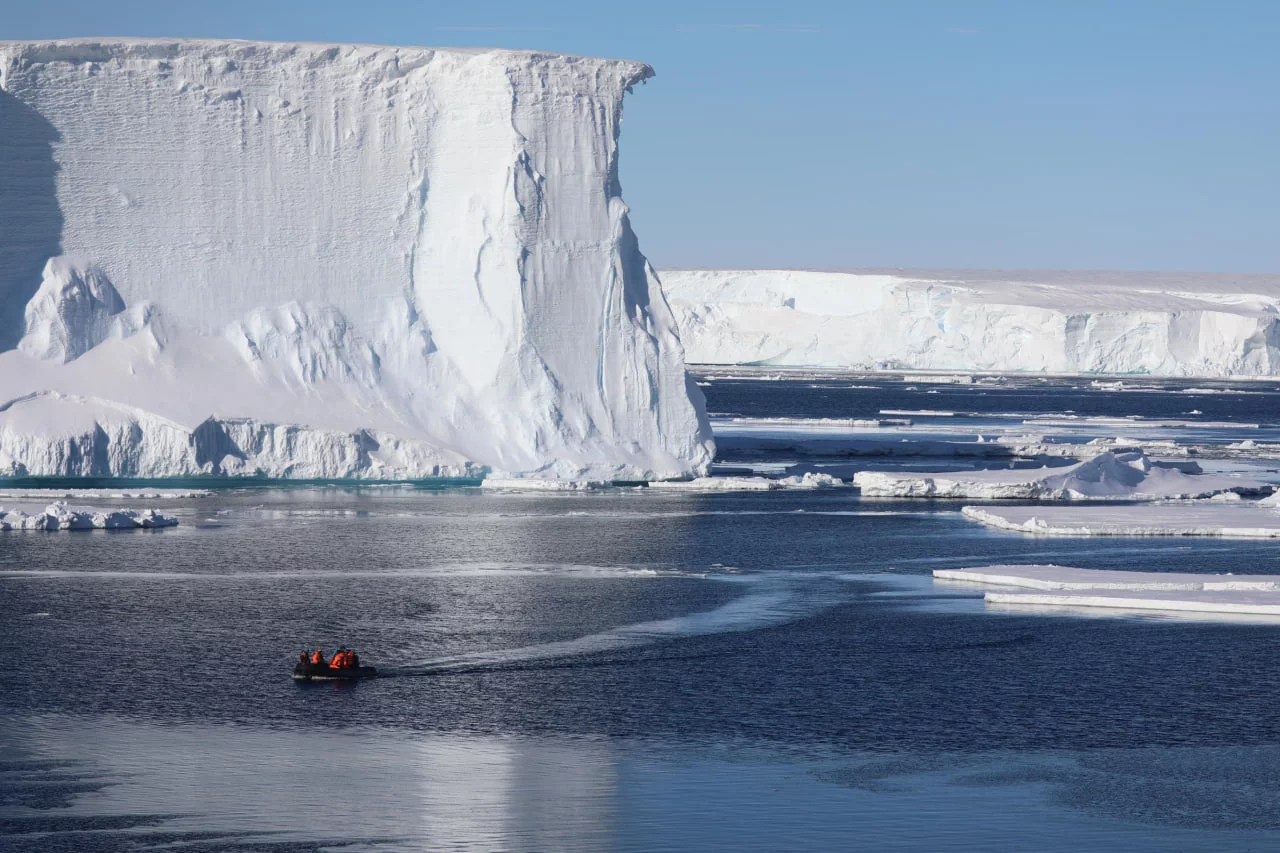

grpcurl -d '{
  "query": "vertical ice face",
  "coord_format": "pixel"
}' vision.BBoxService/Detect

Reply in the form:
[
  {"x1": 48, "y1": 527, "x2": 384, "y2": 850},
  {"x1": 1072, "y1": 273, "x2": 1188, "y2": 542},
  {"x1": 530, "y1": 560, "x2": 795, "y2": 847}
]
[{"x1": 0, "y1": 39, "x2": 713, "y2": 479}]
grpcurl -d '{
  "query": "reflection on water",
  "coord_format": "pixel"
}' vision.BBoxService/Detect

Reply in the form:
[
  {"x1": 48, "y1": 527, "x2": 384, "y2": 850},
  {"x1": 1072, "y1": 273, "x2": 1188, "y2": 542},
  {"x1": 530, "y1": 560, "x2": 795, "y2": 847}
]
[
  {"x1": 7, "y1": 715, "x2": 1280, "y2": 852},
  {"x1": 3, "y1": 716, "x2": 618, "y2": 851}
]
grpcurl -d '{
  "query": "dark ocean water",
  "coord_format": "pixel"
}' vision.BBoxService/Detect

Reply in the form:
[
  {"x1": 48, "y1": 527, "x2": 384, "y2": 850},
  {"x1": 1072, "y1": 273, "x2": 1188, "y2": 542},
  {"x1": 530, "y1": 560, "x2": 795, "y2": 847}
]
[{"x1": 5, "y1": 372, "x2": 1280, "y2": 851}]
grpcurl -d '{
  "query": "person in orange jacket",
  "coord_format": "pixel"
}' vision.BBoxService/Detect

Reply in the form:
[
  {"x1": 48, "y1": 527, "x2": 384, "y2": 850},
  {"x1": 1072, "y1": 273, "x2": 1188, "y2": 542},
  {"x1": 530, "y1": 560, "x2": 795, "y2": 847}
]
[
  {"x1": 330, "y1": 648, "x2": 348, "y2": 668},
  {"x1": 310, "y1": 649, "x2": 324, "y2": 665}
]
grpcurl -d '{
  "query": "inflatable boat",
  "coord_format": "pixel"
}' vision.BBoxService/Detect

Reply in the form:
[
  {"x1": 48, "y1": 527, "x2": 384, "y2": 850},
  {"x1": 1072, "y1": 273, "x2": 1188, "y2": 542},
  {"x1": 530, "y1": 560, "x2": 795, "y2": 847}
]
[{"x1": 292, "y1": 661, "x2": 378, "y2": 681}]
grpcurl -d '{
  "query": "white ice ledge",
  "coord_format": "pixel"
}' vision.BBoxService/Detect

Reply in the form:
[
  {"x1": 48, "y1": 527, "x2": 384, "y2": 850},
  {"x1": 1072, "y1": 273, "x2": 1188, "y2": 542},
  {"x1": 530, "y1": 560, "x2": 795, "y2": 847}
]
[
  {"x1": 935, "y1": 565, "x2": 1280, "y2": 616},
  {"x1": 962, "y1": 503, "x2": 1280, "y2": 537}
]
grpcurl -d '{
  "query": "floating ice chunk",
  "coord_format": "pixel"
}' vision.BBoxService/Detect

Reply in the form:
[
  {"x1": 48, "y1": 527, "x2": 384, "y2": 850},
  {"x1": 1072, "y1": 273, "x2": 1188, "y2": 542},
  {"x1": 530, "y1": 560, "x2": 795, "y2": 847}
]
[
  {"x1": 647, "y1": 472, "x2": 846, "y2": 491},
  {"x1": 854, "y1": 451, "x2": 1265, "y2": 500},
  {"x1": 480, "y1": 479, "x2": 612, "y2": 491},
  {"x1": 0, "y1": 501, "x2": 178, "y2": 530},
  {"x1": 647, "y1": 477, "x2": 781, "y2": 492},
  {"x1": 775, "y1": 472, "x2": 845, "y2": 489},
  {"x1": 961, "y1": 503, "x2": 1280, "y2": 537}
]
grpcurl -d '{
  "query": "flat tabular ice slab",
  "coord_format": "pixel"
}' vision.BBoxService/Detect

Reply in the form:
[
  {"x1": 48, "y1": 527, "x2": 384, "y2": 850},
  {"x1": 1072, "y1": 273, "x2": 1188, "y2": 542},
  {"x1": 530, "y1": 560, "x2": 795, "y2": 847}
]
[
  {"x1": 934, "y1": 564, "x2": 1280, "y2": 591},
  {"x1": 0, "y1": 39, "x2": 712, "y2": 481},
  {"x1": 854, "y1": 451, "x2": 1265, "y2": 500},
  {"x1": 0, "y1": 500, "x2": 177, "y2": 530},
  {"x1": 935, "y1": 565, "x2": 1280, "y2": 616},
  {"x1": 663, "y1": 269, "x2": 1280, "y2": 376},
  {"x1": 962, "y1": 504, "x2": 1280, "y2": 537}
]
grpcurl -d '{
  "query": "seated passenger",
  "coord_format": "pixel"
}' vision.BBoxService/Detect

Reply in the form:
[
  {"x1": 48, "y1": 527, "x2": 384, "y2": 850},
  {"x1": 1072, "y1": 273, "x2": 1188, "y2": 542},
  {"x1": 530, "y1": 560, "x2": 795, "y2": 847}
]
[
  {"x1": 349, "y1": 650, "x2": 360, "y2": 668},
  {"x1": 310, "y1": 649, "x2": 324, "y2": 665},
  {"x1": 330, "y1": 649, "x2": 347, "y2": 668},
  {"x1": 298, "y1": 650, "x2": 309, "y2": 666}
]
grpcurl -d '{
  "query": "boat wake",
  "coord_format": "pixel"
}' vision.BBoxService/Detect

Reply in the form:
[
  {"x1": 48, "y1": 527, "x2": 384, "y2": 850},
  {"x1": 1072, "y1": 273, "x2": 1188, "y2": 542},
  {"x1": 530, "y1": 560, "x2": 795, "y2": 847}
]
[{"x1": 380, "y1": 574, "x2": 850, "y2": 678}]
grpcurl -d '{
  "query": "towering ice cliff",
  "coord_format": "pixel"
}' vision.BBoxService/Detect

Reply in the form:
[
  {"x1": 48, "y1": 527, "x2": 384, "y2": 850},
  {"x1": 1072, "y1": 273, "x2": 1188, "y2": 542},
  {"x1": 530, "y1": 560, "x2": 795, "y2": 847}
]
[
  {"x1": 664, "y1": 269, "x2": 1280, "y2": 377},
  {"x1": 0, "y1": 39, "x2": 712, "y2": 479}
]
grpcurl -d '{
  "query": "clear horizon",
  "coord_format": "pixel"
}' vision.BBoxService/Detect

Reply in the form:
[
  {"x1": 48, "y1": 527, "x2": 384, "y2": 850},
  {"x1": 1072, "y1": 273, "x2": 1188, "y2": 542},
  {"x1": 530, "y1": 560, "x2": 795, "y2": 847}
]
[{"x1": 6, "y1": 0, "x2": 1278, "y2": 274}]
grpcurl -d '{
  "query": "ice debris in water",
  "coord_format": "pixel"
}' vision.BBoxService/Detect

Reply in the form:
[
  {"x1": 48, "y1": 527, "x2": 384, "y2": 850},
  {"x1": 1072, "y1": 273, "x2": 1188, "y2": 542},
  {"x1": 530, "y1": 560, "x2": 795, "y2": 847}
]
[
  {"x1": 647, "y1": 472, "x2": 845, "y2": 491},
  {"x1": 0, "y1": 501, "x2": 178, "y2": 530}
]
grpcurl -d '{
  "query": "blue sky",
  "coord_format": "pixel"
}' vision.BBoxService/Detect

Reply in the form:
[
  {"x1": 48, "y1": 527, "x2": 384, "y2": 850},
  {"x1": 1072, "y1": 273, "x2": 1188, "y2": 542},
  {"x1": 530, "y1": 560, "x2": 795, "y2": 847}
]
[{"x1": 8, "y1": 0, "x2": 1278, "y2": 272}]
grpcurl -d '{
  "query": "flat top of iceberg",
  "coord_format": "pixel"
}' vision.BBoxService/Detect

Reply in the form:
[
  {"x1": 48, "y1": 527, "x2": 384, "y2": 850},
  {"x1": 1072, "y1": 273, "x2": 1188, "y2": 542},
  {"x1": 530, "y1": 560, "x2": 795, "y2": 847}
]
[{"x1": 0, "y1": 37, "x2": 655, "y2": 77}]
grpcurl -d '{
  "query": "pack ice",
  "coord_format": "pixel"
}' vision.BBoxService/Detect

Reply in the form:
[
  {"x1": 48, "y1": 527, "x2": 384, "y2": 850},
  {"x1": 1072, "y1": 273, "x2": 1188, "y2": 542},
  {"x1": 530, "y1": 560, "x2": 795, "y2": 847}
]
[
  {"x1": 0, "y1": 39, "x2": 713, "y2": 480},
  {"x1": 663, "y1": 269, "x2": 1280, "y2": 376}
]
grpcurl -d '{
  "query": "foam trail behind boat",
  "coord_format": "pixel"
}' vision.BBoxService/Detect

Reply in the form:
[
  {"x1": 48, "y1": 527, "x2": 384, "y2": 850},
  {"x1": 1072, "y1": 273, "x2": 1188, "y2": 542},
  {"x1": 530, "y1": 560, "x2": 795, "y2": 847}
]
[{"x1": 383, "y1": 575, "x2": 844, "y2": 677}]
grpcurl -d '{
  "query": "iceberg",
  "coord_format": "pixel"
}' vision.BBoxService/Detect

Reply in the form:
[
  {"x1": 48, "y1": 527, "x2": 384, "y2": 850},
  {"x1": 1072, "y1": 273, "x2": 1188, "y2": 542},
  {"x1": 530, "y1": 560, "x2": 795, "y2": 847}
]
[
  {"x1": 961, "y1": 503, "x2": 1280, "y2": 537},
  {"x1": 853, "y1": 451, "x2": 1266, "y2": 500},
  {"x1": 934, "y1": 565, "x2": 1280, "y2": 616},
  {"x1": 663, "y1": 269, "x2": 1280, "y2": 376},
  {"x1": 0, "y1": 39, "x2": 712, "y2": 481}
]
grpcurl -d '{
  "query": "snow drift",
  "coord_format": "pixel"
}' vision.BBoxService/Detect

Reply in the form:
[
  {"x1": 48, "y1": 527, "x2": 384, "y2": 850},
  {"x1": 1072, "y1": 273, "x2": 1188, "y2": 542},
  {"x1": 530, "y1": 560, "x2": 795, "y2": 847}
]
[
  {"x1": 853, "y1": 451, "x2": 1266, "y2": 501},
  {"x1": 0, "y1": 39, "x2": 712, "y2": 480},
  {"x1": 664, "y1": 269, "x2": 1280, "y2": 376}
]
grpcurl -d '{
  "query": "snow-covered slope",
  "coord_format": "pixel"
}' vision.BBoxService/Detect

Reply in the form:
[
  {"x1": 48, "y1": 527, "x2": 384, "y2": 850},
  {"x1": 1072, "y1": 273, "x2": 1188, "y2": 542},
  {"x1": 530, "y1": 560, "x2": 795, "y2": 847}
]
[
  {"x1": 0, "y1": 39, "x2": 712, "y2": 480},
  {"x1": 663, "y1": 269, "x2": 1280, "y2": 376}
]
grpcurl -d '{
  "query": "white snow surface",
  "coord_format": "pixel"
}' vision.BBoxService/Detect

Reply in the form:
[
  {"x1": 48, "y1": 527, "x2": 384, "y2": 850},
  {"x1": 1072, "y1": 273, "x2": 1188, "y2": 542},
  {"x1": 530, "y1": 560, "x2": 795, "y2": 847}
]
[
  {"x1": 934, "y1": 565, "x2": 1280, "y2": 616},
  {"x1": 664, "y1": 269, "x2": 1280, "y2": 376},
  {"x1": 0, "y1": 39, "x2": 712, "y2": 480},
  {"x1": 962, "y1": 503, "x2": 1280, "y2": 537},
  {"x1": 0, "y1": 500, "x2": 177, "y2": 530},
  {"x1": 853, "y1": 451, "x2": 1266, "y2": 500}
]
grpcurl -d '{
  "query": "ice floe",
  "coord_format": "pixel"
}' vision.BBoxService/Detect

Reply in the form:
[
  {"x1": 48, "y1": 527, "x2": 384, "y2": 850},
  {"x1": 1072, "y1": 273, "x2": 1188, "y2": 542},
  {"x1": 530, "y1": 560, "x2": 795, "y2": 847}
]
[
  {"x1": 961, "y1": 503, "x2": 1280, "y2": 537},
  {"x1": 853, "y1": 451, "x2": 1265, "y2": 500},
  {"x1": 934, "y1": 565, "x2": 1280, "y2": 616}
]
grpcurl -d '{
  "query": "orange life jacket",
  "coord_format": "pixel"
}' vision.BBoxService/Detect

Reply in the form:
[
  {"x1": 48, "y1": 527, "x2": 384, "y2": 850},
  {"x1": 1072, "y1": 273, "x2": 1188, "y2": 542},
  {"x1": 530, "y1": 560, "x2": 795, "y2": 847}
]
[
  {"x1": 331, "y1": 651, "x2": 346, "y2": 668},
  {"x1": 310, "y1": 650, "x2": 323, "y2": 665}
]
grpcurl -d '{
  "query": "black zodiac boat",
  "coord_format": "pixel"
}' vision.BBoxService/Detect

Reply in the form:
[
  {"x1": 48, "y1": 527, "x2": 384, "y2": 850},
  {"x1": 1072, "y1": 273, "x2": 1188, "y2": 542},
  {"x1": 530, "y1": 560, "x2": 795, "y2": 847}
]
[{"x1": 292, "y1": 661, "x2": 378, "y2": 681}]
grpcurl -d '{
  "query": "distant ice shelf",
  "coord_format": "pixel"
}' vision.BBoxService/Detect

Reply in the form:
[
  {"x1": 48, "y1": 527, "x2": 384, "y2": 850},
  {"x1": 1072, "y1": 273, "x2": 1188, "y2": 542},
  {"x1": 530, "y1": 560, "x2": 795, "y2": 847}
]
[
  {"x1": 934, "y1": 565, "x2": 1280, "y2": 616},
  {"x1": 663, "y1": 268, "x2": 1280, "y2": 377}
]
